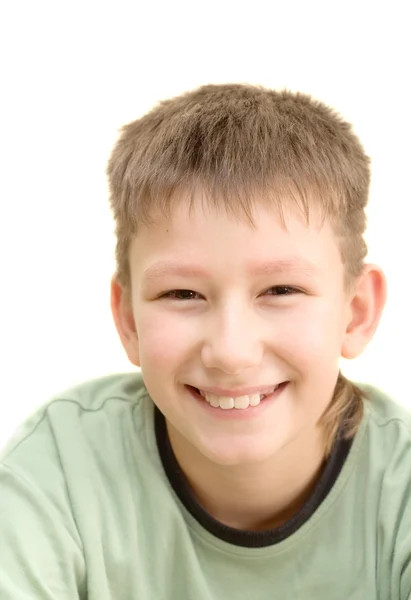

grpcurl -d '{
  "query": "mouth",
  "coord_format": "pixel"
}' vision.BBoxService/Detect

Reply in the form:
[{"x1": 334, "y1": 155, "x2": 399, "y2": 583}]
[{"x1": 187, "y1": 382, "x2": 289, "y2": 410}]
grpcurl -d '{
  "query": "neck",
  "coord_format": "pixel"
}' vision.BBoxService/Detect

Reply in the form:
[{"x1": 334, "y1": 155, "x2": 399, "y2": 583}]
[{"x1": 166, "y1": 423, "x2": 327, "y2": 531}]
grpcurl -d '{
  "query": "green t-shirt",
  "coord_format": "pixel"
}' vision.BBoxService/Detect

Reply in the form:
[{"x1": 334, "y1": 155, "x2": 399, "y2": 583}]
[{"x1": 1, "y1": 372, "x2": 411, "y2": 599}]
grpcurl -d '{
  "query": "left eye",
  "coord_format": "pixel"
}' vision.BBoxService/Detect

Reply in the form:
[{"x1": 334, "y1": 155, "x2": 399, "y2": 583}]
[
  {"x1": 264, "y1": 286, "x2": 300, "y2": 296},
  {"x1": 162, "y1": 289, "x2": 201, "y2": 300}
]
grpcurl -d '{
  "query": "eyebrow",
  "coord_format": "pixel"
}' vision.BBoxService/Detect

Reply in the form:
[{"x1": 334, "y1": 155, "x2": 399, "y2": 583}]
[{"x1": 142, "y1": 258, "x2": 318, "y2": 282}]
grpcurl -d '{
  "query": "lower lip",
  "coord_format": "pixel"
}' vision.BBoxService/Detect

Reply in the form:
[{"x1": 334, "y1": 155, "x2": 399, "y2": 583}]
[{"x1": 186, "y1": 383, "x2": 288, "y2": 420}]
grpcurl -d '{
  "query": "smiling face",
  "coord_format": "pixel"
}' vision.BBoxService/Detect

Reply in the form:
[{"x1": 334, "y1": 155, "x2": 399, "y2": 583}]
[{"x1": 119, "y1": 198, "x2": 355, "y2": 468}]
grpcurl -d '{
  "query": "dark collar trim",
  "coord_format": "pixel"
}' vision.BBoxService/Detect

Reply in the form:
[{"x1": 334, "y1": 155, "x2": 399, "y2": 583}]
[{"x1": 155, "y1": 406, "x2": 352, "y2": 548}]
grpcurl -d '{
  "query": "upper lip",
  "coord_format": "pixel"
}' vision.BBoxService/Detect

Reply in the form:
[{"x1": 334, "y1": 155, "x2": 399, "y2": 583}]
[{"x1": 191, "y1": 383, "x2": 286, "y2": 397}]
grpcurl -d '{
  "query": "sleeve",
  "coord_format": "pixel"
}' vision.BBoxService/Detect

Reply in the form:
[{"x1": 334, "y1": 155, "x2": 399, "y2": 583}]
[
  {"x1": 0, "y1": 462, "x2": 86, "y2": 599},
  {"x1": 383, "y1": 443, "x2": 411, "y2": 600},
  {"x1": 401, "y1": 540, "x2": 411, "y2": 600},
  {"x1": 401, "y1": 550, "x2": 411, "y2": 600}
]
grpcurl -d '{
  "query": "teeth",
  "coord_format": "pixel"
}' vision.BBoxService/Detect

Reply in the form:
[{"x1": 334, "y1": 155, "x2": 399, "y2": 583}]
[
  {"x1": 234, "y1": 395, "x2": 249, "y2": 409},
  {"x1": 200, "y1": 385, "x2": 283, "y2": 410},
  {"x1": 219, "y1": 397, "x2": 235, "y2": 410},
  {"x1": 249, "y1": 393, "x2": 261, "y2": 406}
]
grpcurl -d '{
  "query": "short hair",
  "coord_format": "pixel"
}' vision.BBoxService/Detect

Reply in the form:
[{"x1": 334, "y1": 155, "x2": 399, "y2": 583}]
[{"x1": 107, "y1": 83, "x2": 369, "y2": 453}]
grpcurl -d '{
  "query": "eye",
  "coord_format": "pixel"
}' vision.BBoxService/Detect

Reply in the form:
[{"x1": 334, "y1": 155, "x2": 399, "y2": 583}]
[
  {"x1": 264, "y1": 285, "x2": 301, "y2": 296},
  {"x1": 161, "y1": 289, "x2": 202, "y2": 300}
]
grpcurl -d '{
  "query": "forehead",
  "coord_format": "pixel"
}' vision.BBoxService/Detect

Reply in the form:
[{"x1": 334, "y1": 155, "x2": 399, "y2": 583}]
[{"x1": 129, "y1": 199, "x2": 343, "y2": 281}]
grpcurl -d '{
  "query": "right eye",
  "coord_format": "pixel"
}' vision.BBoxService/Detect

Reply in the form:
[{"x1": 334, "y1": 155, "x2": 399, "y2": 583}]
[{"x1": 161, "y1": 289, "x2": 202, "y2": 300}]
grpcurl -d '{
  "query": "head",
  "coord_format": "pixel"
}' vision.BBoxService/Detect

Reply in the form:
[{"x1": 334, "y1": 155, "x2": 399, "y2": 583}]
[{"x1": 107, "y1": 84, "x2": 385, "y2": 465}]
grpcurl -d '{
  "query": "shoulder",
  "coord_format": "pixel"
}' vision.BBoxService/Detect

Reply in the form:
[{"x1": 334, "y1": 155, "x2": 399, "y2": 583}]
[
  {"x1": 360, "y1": 382, "x2": 411, "y2": 425},
  {"x1": 356, "y1": 382, "x2": 411, "y2": 484},
  {"x1": 52, "y1": 370, "x2": 149, "y2": 412},
  {"x1": 0, "y1": 370, "x2": 156, "y2": 555},
  {"x1": 0, "y1": 371, "x2": 150, "y2": 463},
  {"x1": 356, "y1": 383, "x2": 411, "y2": 597},
  {"x1": 358, "y1": 382, "x2": 411, "y2": 448},
  {"x1": 0, "y1": 372, "x2": 150, "y2": 597}
]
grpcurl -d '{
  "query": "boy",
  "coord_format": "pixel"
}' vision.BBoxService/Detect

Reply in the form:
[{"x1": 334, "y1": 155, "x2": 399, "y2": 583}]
[{"x1": 0, "y1": 83, "x2": 409, "y2": 599}]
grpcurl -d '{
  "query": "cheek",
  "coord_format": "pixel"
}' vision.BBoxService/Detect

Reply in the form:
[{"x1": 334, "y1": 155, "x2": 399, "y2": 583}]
[
  {"x1": 275, "y1": 300, "x2": 346, "y2": 367},
  {"x1": 135, "y1": 307, "x2": 195, "y2": 372}
]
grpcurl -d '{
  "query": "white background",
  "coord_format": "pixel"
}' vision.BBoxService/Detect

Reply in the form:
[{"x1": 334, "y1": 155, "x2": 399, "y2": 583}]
[{"x1": 0, "y1": 1, "x2": 409, "y2": 447}]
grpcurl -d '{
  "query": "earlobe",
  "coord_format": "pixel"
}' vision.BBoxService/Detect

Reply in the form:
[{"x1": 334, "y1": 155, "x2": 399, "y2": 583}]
[
  {"x1": 341, "y1": 264, "x2": 387, "y2": 360},
  {"x1": 110, "y1": 275, "x2": 141, "y2": 367}
]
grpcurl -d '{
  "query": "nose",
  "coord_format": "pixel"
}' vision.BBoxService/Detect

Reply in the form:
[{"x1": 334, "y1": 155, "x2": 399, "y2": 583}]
[{"x1": 201, "y1": 304, "x2": 263, "y2": 374}]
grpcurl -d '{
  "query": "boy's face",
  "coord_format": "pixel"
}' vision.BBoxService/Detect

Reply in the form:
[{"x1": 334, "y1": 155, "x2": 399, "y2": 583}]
[{"x1": 123, "y1": 200, "x2": 356, "y2": 466}]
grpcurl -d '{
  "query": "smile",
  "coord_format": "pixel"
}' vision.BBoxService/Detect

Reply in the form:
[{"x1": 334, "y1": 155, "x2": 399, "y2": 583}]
[{"x1": 192, "y1": 383, "x2": 288, "y2": 410}]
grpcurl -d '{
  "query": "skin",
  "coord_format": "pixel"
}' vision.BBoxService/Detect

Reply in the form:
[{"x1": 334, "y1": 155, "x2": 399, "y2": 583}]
[{"x1": 111, "y1": 199, "x2": 386, "y2": 531}]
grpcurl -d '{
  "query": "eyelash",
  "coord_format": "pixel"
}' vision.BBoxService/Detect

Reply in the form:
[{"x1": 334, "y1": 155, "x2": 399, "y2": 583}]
[{"x1": 160, "y1": 286, "x2": 301, "y2": 300}]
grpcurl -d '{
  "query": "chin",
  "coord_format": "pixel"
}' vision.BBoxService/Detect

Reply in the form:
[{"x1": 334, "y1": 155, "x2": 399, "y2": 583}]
[{"x1": 202, "y1": 439, "x2": 280, "y2": 467}]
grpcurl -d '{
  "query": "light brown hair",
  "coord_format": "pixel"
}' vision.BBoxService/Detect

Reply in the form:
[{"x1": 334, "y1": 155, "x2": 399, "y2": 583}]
[{"x1": 107, "y1": 83, "x2": 370, "y2": 453}]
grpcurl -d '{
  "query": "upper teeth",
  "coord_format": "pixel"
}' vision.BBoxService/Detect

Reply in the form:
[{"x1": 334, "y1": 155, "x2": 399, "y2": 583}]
[{"x1": 200, "y1": 386, "x2": 279, "y2": 410}]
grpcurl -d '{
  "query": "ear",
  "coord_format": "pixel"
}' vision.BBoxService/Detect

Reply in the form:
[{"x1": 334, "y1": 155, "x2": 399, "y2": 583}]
[
  {"x1": 341, "y1": 264, "x2": 387, "y2": 360},
  {"x1": 110, "y1": 275, "x2": 140, "y2": 367}
]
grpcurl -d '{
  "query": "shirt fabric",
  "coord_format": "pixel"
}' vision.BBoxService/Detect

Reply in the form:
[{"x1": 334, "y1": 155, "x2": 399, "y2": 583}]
[{"x1": 1, "y1": 372, "x2": 411, "y2": 599}]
